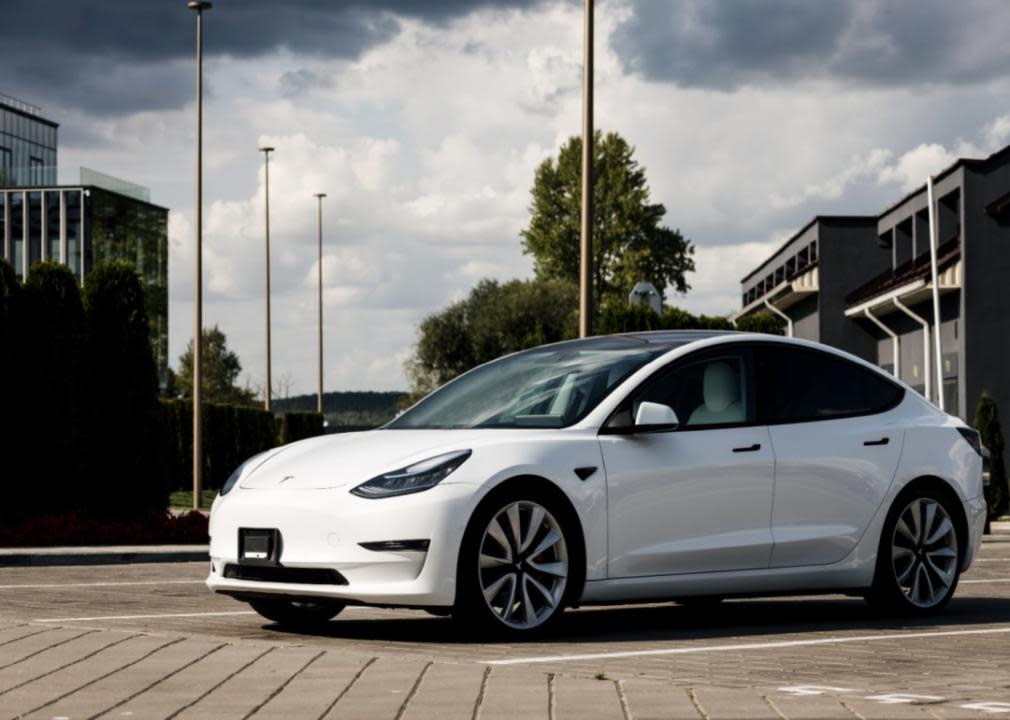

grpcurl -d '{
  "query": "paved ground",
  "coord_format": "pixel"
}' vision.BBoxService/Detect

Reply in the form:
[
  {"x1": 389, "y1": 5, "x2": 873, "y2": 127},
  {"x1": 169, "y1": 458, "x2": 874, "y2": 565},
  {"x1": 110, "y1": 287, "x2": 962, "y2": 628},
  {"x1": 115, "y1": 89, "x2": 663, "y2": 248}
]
[{"x1": 1, "y1": 529, "x2": 1009, "y2": 719}]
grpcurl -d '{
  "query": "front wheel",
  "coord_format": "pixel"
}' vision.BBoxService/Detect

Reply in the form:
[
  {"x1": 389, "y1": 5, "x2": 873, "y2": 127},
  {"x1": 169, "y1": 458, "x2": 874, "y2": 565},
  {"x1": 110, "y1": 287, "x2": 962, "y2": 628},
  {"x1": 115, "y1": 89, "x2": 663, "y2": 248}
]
[
  {"x1": 455, "y1": 491, "x2": 579, "y2": 635},
  {"x1": 867, "y1": 490, "x2": 962, "y2": 614},
  {"x1": 249, "y1": 598, "x2": 345, "y2": 628}
]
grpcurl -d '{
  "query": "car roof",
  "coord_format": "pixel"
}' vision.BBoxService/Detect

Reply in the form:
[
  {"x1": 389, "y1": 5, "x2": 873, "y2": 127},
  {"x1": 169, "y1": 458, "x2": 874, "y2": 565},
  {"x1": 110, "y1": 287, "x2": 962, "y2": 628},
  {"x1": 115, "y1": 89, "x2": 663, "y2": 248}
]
[{"x1": 524, "y1": 330, "x2": 740, "y2": 355}]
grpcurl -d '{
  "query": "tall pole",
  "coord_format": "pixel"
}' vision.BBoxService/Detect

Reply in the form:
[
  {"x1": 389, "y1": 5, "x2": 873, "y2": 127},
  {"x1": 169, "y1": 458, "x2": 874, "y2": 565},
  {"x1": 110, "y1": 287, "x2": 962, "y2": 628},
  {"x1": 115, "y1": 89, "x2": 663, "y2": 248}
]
[
  {"x1": 579, "y1": 0, "x2": 594, "y2": 338},
  {"x1": 927, "y1": 176, "x2": 945, "y2": 411},
  {"x1": 188, "y1": 1, "x2": 211, "y2": 511},
  {"x1": 260, "y1": 146, "x2": 275, "y2": 413},
  {"x1": 314, "y1": 193, "x2": 326, "y2": 416}
]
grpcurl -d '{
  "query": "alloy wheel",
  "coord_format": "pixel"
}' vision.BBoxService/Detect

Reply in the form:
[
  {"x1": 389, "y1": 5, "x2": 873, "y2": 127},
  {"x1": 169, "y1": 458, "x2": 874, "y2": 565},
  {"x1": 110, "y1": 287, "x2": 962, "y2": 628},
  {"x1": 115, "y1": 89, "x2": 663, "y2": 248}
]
[
  {"x1": 891, "y1": 497, "x2": 959, "y2": 608},
  {"x1": 478, "y1": 500, "x2": 568, "y2": 630}
]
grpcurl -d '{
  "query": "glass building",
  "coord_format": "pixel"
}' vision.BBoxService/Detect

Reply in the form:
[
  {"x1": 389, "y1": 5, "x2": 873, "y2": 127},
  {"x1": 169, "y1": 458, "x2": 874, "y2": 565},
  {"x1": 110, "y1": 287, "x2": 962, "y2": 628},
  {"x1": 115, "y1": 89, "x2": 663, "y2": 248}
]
[
  {"x1": 0, "y1": 93, "x2": 58, "y2": 187},
  {"x1": 0, "y1": 94, "x2": 169, "y2": 386}
]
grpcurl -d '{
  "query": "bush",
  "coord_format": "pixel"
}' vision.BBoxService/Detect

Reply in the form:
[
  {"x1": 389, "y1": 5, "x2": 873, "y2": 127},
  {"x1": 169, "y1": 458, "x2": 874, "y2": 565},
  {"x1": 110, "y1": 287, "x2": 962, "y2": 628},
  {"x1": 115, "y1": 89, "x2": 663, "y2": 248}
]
[
  {"x1": 736, "y1": 311, "x2": 785, "y2": 335},
  {"x1": 975, "y1": 392, "x2": 1009, "y2": 520},
  {"x1": 159, "y1": 400, "x2": 277, "y2": 491},
  {"x1": 278, "y1": 412, "x2": 325, "y2": 445}
]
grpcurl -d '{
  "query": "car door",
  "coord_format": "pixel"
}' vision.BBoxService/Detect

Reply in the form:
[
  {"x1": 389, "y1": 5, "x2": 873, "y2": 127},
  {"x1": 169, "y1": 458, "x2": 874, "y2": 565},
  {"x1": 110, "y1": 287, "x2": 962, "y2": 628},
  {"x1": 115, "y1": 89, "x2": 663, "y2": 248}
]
[
  {"x1": 600, "y1": 346, "x2": 776, "y2": 577},
  {"x1": 754, "y1": 344, "x2": 906, "y2": 568}
]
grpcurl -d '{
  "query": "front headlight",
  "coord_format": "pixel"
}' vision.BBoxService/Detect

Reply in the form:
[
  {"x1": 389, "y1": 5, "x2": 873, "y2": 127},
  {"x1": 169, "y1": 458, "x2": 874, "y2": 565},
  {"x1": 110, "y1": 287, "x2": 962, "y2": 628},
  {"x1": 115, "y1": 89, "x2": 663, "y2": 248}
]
[
  {"x1": 350, "y1": 449, "x2": 472, "y2": 499},
  {"x1": 220, "y1": 451, "x2": 270, "y2": 497}
]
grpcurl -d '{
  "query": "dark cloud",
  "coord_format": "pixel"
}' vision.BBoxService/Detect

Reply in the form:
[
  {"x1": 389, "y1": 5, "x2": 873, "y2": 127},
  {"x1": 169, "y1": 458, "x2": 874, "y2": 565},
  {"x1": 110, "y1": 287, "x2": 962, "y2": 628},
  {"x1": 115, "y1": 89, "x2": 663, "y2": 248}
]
[
  {"x1": 0, "y1": 0, "x2": 541, "y2": 116},
  {"x1": 611, "y1": 0, "x2": 1010, "y2": 89}
]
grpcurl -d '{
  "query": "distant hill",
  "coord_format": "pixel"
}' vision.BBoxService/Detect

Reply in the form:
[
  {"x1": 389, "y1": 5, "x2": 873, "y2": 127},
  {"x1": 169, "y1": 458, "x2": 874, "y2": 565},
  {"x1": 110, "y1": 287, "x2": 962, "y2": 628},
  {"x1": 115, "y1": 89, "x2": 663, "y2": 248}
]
[{"x1": 272, "y1": 391, "x2": 408, "y2": 428}]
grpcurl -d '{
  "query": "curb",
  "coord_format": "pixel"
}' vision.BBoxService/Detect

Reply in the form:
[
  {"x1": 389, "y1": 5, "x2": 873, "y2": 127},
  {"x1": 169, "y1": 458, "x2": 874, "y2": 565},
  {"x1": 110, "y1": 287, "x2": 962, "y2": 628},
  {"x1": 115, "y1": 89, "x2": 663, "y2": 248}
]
[{"x1": 0, "y1": 545, "x2": 209, "y2": 567}]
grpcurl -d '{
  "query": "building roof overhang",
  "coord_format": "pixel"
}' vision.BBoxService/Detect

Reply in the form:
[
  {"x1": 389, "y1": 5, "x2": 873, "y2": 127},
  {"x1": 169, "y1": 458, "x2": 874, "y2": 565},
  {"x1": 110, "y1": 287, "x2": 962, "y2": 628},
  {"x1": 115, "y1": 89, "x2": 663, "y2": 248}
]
[{"x1": 732, "y1": 265, "x2": 819, "y2": 322}]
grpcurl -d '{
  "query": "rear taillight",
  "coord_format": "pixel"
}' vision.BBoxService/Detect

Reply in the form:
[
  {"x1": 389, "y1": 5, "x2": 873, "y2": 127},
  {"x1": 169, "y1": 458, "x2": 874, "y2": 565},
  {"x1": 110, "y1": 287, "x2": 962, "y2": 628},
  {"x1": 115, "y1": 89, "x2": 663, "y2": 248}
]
[{"x1": 957, "y1": 427, "x2": 984, "y2": 457}]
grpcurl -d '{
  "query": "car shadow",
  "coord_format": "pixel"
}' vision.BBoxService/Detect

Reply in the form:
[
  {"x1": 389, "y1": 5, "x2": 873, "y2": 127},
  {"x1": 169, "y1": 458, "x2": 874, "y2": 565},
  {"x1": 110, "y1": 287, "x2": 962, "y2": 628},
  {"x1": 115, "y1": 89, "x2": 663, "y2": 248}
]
[{"x1": 264, "y1": 594, "x2": 1010, "y2": 647}]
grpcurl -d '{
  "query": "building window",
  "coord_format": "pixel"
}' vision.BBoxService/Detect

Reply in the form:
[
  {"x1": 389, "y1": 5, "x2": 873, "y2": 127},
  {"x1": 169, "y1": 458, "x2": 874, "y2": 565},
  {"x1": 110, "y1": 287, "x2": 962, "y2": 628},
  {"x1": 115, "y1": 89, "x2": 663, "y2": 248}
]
[
  {"x1": 0, "y1": 146, "x2": 11, "y2": 184},
  {"x1": 66, "y1": 191, "x2": 81, "y2": 279},
  {"x1": 10, "y1": 192, "x2": 23, "y2": 280},
  {"x1": 27, "y1": 191, "x2": 42, "y2": 271},
  {"x1": 29, "y1": 156, "x2": 43, "y2": 186},
  {"x1": 45, "y1": 191, "x2": 60, "y2": 262}
]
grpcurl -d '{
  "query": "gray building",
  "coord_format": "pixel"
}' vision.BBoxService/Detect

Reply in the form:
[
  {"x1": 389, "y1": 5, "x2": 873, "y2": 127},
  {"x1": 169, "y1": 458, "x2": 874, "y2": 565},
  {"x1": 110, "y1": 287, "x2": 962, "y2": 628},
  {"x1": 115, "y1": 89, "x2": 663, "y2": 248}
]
[
  {"x1": 735, "y1": 144, "x2": 1010, "y2": 422},
  {"x1": 0, "y1": 94, "x2": 169, "y2": 385}
]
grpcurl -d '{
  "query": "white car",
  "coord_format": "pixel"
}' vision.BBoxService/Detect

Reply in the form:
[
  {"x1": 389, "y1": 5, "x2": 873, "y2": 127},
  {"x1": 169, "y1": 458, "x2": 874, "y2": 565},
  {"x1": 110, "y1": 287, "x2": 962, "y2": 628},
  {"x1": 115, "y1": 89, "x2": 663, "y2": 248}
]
[{"x1": 207, "y1": 331, "x2": 987, "y2": 634}]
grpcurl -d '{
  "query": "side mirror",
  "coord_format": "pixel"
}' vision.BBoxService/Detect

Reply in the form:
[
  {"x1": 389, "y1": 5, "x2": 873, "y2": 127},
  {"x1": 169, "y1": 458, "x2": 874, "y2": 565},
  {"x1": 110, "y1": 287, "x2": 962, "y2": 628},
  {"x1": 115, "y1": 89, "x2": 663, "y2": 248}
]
[{"x1": 634, "y1": 402, "x2": 679, "y2": 432}]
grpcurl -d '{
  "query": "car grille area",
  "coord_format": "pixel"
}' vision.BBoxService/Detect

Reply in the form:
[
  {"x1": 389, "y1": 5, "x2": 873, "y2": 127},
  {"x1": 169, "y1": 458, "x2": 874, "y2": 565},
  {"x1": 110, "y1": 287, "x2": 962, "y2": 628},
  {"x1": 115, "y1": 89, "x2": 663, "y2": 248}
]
[{"x1": 222, "y1": 564, "x2": 348, "y2": 586}]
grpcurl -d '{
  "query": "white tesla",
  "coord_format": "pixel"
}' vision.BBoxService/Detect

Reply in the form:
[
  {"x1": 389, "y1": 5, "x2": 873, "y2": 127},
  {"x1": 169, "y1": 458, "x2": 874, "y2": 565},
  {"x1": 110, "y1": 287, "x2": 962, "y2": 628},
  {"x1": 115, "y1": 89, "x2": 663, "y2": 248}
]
[{"x1": 207, "y1": 331, "x2": 987, "y2": 634}]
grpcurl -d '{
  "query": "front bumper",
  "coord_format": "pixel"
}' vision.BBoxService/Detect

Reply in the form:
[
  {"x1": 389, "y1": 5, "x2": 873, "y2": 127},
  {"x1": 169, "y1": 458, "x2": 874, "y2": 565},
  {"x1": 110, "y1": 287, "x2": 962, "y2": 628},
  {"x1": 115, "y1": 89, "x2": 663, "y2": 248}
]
[{"x1": 206, "y1": 482, "x2": 476, "y2": 607}]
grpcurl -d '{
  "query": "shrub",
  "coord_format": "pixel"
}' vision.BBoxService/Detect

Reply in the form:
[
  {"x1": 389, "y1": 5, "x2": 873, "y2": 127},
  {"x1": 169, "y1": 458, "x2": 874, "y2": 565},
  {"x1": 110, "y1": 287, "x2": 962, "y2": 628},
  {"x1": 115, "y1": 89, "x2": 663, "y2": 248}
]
[
  {"x1": 278, "y1": 412, "x2": 326, "y2": 445},
  {"x1": 736, "y1": 311, "x2": 785, "y2": 335},
  {"x1": 975, "y1": 392, "x2": 1009, "y2": 519}
]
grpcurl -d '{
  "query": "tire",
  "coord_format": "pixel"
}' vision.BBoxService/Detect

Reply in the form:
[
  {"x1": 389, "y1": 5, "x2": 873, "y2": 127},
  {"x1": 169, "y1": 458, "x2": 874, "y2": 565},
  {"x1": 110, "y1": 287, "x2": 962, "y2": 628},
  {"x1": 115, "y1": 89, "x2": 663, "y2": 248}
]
[
  {"x1": 249, "y1": 598, "x2": 345, "y2": 628},
  {"x1": 454, "y1": 487, "x2": 581, "y2": 636},
  {"x1": 866, "y1": 487, "x2": 962, "y2": 614}
]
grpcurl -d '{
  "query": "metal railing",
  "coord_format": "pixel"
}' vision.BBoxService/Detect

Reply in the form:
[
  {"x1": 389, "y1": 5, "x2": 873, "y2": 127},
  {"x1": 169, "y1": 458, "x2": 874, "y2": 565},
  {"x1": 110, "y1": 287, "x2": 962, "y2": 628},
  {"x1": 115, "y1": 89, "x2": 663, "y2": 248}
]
[
  {"x1": 0, "y1": 165, "x2": 151, "y2": 202},
  {"x1": 0, "y1": 93, "x2": 42, "y2": 116}
]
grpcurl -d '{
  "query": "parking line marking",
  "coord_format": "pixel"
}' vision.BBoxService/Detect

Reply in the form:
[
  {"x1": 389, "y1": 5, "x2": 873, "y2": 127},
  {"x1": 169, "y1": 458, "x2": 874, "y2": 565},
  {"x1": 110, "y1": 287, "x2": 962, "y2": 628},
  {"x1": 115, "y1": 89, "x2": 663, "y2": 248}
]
[
  {"x1": 0, "y1": 580, "x2": 205, "y2": 590},
  {"x1": 961, "y1": 579, "x2": 1010, "y2": 584},
  {"x1": 35, "y1": 611, "x2": 258, "y2": 622},
  {"x1": 484, "y1": 625, "x2": 1010, "y2": 665}
]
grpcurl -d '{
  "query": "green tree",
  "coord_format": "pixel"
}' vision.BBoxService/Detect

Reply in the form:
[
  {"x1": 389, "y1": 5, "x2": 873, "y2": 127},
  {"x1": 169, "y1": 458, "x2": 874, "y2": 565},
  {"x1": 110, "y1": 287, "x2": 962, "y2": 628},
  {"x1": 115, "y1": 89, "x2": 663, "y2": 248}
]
[
  {"x1": 176, "y1": 325, "x2": 257, "y2": 406},
  {"x1": 84, "y1": 260, "x2": 166, "y2": 515},
  {"x1": 520, "y1": 131, "x2": 695, "y2": 305},
  {"x1": 736, "y1": 311, "x2": 786, "y2": 335},
  {"x1": 974, "y1": 392, "x2": 1009, "y2": 520},
  {"x1": 407, "y1": 278, "x2": 578, "y2": 396}
]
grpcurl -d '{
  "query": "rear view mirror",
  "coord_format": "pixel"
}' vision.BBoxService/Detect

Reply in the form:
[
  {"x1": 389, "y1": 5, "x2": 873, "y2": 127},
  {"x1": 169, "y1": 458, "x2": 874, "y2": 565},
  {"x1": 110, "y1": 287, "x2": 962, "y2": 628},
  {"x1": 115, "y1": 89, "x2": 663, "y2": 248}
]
[{"x1": 634, "y1": 402, "x2": 680, "y2": 432}]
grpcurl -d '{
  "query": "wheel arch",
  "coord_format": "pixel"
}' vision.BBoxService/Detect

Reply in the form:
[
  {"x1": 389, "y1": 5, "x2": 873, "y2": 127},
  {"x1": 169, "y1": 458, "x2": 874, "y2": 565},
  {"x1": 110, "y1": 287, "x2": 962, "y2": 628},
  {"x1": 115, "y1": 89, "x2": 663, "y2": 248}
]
[{"x1": 456, "y1": 474, "x2": 588, "y2": 607}]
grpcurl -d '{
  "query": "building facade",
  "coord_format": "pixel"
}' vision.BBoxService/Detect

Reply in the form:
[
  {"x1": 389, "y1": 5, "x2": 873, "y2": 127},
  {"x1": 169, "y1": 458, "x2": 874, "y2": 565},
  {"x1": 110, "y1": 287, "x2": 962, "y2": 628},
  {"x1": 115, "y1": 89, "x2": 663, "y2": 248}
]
[
  {"x1": 735, "y1": 145, "x2": 1010, "y2": 422},
  {"x1": 0, "y1": 93, "x2": 57, "y2": 187},
  {"x1": 0, "y1": 95, "x2": 169, "y2": 385}
]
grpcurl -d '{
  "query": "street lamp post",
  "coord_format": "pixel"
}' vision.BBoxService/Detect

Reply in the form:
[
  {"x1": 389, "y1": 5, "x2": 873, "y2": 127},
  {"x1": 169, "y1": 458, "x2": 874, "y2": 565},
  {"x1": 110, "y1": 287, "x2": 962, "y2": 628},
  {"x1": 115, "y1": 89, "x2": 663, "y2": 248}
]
[
  {"x1": 188, "y1": 0, "x2": 211, "y2": 511},
  {"x1": 579, "y1": 0, "x2": 594, "y2": 338},
  {"x1": 314, "y1": 193, "x2": 327, "y2": 416},
  {"x1": 260, "y1": 146, "x2": 275, "y2": 413}
]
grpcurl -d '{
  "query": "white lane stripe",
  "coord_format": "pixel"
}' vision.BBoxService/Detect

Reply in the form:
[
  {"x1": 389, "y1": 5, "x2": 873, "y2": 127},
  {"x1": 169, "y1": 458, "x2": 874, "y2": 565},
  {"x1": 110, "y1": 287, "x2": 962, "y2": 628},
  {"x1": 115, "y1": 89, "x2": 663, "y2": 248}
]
[
  {"x1": 35, "y1": 611, "x2": 257, "y2": 622},
  {"x1": 961, "y1": 578, "x2": 1010, "y2": 584},
  {"x1": 0, "y1": 580, "x2": 205, "y2": 590},
  {"x1": 484, "y1": 626, "x2": 1010, "y2": 666}
]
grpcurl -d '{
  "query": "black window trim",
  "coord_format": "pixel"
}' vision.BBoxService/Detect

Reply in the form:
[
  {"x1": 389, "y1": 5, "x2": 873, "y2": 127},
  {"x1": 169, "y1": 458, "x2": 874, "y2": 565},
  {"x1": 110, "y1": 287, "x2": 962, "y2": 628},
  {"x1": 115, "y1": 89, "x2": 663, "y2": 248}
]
[{"x1": 600, "y1": 345, "x2": 762, "y2": 435}]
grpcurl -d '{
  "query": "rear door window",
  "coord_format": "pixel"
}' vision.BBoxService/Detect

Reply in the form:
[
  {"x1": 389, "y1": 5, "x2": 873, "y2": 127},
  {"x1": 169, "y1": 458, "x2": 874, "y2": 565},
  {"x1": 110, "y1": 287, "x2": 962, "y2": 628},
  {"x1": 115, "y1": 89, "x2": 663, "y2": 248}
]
[{"x1": 755, "y1": 345, "x2": 905, "y2": 424}]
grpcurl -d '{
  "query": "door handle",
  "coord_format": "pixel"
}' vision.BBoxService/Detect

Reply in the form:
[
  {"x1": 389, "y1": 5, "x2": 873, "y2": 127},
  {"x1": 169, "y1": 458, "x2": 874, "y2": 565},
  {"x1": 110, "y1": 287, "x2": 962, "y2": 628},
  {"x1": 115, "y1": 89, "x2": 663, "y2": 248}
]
[
  {"x1": 733, "y1": 443, "x2": 761, "y2": 453},
  {"x1": 863, "y1": 437, "x2": 890, "y2": 446}
]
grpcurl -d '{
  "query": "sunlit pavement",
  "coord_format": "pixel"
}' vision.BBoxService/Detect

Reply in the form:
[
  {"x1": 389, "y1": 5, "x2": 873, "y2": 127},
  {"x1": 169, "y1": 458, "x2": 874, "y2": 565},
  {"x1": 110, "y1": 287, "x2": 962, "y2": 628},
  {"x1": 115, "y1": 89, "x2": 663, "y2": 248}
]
[{"x1": 1, "y1": 528, "x2": 1009, "y2": 719}]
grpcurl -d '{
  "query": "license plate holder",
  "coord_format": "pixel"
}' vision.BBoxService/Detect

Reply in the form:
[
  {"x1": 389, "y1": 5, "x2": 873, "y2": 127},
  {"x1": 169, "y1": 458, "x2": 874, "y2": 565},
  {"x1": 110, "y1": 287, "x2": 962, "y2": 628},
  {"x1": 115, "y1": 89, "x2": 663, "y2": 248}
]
[{"x1": 238, "y1": 528, "x2": 281, "y2": 565}]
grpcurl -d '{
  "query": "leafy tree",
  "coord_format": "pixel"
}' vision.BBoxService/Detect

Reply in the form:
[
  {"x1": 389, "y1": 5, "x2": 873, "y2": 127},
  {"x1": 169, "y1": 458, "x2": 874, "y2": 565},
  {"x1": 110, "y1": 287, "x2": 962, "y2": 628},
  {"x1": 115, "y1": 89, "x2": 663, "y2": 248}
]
[
  {"x1": 520, "y1": 131, "x2": 695, "y2": 306},
  {"x1": 176, "y1": 325, "x2": 257, "y2": 406},
  {"x1": 84, "y1": 260, "x2": 166, "y2": 515},
  {"x1": 736, "y1": 311, "x2": 786, "y2": 335},
  {"x1": 407, "y1": 278, "x2": 578, "y2": 396},
  {"x1": 975, "y1": 392, "x2": 1009, "y2": 520}
]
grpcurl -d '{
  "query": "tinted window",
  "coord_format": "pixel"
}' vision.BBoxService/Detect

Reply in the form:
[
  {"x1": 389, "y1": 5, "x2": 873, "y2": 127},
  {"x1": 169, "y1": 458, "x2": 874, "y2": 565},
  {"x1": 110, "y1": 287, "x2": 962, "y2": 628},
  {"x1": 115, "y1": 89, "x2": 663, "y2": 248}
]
[
  {"x1": 611, "y1": 349, "x2": 756, "y2": 430},
  {"x1": 756, "y1": 345, "x2": 904, "y2": 424}
]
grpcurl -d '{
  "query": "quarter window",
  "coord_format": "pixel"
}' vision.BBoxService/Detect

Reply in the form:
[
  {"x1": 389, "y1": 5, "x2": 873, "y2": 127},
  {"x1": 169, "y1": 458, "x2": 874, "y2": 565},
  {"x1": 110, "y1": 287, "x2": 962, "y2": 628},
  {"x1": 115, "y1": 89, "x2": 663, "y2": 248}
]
[{"x1": 755, "y1": 345, "x2": 904, "y2": 424}]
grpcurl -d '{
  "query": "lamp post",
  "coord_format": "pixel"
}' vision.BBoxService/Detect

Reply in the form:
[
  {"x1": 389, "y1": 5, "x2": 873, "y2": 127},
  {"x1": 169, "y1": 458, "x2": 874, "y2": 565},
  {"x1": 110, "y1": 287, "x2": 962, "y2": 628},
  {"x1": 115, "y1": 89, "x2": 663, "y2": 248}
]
[
  {"x1": 579, "y1": 0, "x2": 594, "y2": 338},
  {"x1": 188, "y1": 0, "x2": 211, "y2": 511},
  {"x1": 260, "y1": 146, "x2": 275, "y2": 413},
  {"x1": 314, "y1": 193, "x2": 327, "y2": 415}
]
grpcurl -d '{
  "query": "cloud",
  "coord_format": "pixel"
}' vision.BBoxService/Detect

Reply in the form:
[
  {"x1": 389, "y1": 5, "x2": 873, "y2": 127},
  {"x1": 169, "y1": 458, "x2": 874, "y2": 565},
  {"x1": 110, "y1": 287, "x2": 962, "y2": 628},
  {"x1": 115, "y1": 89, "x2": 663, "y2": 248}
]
[
  {"x1": 610, "y1": 0, "x2": 1010, "y2": 90},
  {"x1": 1, "y1": 0, "x2": 544, "y2": 117}
]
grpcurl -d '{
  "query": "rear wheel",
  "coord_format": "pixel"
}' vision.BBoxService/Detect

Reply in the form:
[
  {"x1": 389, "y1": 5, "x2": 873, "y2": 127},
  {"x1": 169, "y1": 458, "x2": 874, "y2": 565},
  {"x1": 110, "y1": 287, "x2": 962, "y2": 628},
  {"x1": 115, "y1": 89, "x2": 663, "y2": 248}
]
[
  {"x1": 455, "y1": 491, "x2": 579, "y2": 635},
  {"x1": 867, "y1": 490, "x2": 962, "y2": 614},
  {"x1": 249, "y1": 598, "x2": 345, "y2": 628}
]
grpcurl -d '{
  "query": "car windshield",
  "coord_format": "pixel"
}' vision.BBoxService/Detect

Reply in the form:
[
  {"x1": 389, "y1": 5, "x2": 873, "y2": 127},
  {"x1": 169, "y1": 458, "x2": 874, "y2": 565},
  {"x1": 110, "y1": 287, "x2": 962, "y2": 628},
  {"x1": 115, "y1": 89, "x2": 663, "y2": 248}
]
[{"x1": 388, "y1": 339, "x2": 669, "y2": 429}]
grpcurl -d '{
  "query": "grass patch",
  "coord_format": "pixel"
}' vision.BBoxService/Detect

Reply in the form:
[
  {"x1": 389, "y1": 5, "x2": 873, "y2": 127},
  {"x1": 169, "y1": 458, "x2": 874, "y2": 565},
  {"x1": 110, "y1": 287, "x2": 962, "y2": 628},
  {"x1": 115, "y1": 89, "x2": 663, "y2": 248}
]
[{"x1": 169, "y1": 490, "x2": 218, "y2": 509}]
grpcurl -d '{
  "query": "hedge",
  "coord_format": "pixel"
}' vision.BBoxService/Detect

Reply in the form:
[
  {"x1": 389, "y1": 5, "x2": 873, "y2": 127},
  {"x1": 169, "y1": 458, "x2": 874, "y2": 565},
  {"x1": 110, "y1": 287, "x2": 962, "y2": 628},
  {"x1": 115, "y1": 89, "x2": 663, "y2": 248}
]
[
  {"x1": 278, "y1": 411, "x2": 325, "y2": 445},
  {"x1": 975, "y1": 392, "x2": 1009, "y2": 520},
  {"x1": 159, "y1": 401, "x2": 327, "y2": 492}
]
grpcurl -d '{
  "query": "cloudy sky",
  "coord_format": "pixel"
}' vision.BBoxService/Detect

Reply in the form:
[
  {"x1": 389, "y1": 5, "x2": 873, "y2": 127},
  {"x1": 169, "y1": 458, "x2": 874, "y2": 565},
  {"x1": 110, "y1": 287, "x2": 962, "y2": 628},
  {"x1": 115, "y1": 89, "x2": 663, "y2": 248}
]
[{"x1": 5, "y1": 0, "x2": 1010, "y2": 394}]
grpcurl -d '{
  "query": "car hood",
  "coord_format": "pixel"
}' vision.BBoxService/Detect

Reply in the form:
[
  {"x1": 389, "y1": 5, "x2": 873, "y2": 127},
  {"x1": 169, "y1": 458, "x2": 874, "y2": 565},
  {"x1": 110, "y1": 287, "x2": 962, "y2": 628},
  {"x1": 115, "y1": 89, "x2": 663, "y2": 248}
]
[{"x1": 239, "y1": 428, "x2": 510, "y2": 491}]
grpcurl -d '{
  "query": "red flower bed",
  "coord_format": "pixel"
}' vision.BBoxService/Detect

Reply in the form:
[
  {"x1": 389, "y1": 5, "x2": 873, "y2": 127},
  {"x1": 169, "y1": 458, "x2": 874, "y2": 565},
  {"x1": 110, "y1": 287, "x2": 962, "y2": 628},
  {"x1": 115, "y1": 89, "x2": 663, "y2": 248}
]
[{"x1": 0, "y1": 511, "x2": 209, "y2": 547}]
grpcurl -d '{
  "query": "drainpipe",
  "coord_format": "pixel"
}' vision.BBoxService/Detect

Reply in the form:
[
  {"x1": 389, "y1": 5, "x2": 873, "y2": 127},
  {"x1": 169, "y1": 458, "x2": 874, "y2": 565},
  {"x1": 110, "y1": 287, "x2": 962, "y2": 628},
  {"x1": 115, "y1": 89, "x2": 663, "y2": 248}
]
[
  {"x1": 926, "y1": 176, "x2": 945, "y2": 411},
  {"x1": 763, "y1": 299, "x2": 793, "y2": 337},
  {"x1": 893, "y1": 296, "x2": 932, "y2": 404},
  {"x1": 863, "y1": 307, "x2": 900, "y2": 379}
]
